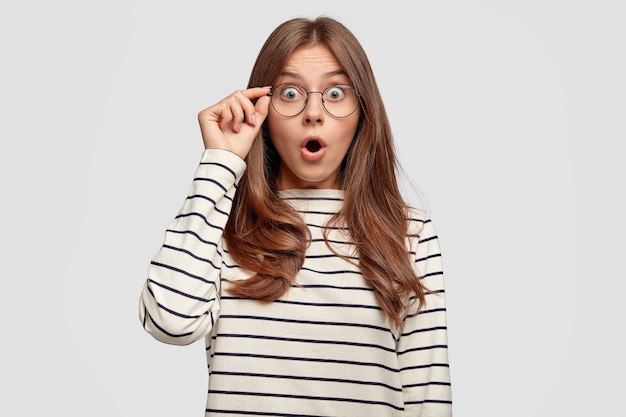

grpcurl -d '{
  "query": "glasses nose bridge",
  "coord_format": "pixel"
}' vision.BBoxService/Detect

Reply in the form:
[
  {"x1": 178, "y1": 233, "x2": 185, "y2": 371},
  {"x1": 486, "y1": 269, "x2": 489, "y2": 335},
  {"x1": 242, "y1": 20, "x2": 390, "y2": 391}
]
[{"x1": 303, "y1": 90, "x2": 325, "y2": 112}]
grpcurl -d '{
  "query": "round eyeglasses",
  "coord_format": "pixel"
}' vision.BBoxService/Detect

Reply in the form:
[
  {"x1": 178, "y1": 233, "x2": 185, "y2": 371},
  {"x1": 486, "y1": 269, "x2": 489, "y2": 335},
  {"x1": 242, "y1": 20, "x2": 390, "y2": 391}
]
[{"x1": 268, "y1": 83, "x2": 360, "y2": 118}]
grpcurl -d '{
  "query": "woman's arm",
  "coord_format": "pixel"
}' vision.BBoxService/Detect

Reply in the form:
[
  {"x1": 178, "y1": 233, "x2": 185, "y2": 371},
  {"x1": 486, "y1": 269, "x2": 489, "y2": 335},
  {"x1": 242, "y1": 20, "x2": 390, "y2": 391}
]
[
  {"x1": 399, "y1": 217, "x2": 453, "y2": 416},
  {"x1": 139, "y1": 149, "x2": 246, "y2": 345}
]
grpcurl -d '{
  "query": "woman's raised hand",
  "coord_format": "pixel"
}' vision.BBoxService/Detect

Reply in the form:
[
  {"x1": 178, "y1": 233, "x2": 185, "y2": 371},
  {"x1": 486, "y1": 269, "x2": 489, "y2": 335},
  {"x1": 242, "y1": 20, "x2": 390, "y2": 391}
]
[{"x1": 197, "y1": 87, "x2": 272, "y2": 159}]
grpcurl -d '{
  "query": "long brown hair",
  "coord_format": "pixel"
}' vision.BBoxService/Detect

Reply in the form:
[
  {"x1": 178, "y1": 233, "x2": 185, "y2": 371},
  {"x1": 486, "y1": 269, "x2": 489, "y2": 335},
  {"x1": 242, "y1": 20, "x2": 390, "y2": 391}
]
[{"x1": 223, "y1": 16, "x2": 427, "y2": 326}]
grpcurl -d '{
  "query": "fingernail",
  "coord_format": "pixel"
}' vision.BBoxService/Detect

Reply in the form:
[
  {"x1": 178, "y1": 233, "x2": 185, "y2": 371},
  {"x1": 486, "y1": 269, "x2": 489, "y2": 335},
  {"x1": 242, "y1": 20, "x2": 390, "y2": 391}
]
[
  {"x1": 236, "y1": 123, "x2": 242, "y2": 132},
  {"x1": 251, "y1": 114, "x2": 257, "y2": 126}
]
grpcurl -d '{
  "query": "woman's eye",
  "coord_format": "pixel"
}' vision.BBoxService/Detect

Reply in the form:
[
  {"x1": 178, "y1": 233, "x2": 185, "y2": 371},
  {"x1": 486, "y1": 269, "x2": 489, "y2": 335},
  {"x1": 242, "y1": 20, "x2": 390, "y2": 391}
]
[
  {"x1": 325, "y1": 86, "x2": 345, "y2": 101},
  {"x1": 280, "y1": 86, "x2": 302, "y2": 100}
]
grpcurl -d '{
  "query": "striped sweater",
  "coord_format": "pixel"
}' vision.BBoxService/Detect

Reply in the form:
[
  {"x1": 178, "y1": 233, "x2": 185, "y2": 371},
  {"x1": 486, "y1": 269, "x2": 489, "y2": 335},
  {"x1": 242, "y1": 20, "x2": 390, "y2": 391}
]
[{"x1": 139, "y1": 149, "x2": 452, "y2": 416}]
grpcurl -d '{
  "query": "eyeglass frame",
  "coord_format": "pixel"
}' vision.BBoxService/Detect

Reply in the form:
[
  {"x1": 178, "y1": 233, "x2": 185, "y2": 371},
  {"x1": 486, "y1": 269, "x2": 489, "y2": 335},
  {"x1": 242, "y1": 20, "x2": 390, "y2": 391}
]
[{"x1": 267, "y1": 83, "x2": 361, "y2": 118}]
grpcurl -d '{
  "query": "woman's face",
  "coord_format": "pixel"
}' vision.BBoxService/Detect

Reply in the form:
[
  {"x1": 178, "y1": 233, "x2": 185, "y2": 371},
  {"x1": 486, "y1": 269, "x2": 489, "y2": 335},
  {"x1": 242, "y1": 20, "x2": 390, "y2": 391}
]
[{"x1": 267, "y1": 44, "x2": 360, "y2": 190}]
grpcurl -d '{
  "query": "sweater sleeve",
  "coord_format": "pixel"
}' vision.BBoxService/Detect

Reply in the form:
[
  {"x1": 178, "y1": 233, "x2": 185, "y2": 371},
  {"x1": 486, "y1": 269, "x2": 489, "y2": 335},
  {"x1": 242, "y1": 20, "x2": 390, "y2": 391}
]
[
  {"x1": 398, "y1": 217, "x2": 453, "y2": 416},
  {"x1": 139, "y1": 149, "x2": 246, "y2": 345}
]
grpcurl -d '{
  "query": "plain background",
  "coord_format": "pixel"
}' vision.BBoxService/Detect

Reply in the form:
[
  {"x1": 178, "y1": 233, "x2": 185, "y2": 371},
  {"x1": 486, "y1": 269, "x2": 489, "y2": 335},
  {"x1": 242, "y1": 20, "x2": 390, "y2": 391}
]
[{"x1": 2, "y1": 1, "x2": 624, "y2": 416}]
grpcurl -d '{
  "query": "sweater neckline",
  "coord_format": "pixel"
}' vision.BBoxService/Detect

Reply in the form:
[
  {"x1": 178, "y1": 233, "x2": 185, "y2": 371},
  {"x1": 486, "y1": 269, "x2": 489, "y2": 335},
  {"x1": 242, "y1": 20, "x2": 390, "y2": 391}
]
[{"x1": 278, "y1": 189, "x2": 344, "y2": 212}]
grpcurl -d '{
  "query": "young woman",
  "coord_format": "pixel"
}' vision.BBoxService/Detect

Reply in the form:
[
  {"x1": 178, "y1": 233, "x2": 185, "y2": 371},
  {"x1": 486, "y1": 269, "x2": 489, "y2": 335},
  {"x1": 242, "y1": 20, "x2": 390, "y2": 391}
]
[{"x1": 139, "y1": 16, "x2": 452, "y2": 416}]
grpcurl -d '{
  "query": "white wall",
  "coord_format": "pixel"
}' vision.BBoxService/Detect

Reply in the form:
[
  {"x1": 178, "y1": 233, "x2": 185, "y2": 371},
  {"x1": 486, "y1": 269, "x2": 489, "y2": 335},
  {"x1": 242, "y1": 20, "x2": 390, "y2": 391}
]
[{"x1": 2, "y1": 1, "x2": 623, "y2": 416}]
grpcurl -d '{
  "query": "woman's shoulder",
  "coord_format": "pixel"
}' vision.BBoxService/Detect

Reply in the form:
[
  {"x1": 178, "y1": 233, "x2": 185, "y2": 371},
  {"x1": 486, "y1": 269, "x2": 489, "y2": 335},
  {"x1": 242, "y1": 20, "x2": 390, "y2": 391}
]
[{"x1": 405, "y1": 205, "x2": 429, "y2": 236}]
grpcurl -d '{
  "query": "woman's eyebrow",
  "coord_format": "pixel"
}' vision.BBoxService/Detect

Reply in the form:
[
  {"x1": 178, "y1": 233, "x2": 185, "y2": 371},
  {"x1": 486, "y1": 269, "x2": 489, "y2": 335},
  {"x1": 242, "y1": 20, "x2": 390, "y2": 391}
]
[
  {"x1": 279, "y1": 71, "x2": 302, "y2": 79},
  {"x1": 324, "y1": 69, "x2": 347, "y2": 78}
]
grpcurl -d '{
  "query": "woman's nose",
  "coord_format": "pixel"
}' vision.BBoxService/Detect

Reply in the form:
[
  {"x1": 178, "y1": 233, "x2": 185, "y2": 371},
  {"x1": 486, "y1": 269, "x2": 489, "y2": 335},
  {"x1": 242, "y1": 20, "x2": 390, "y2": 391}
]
[{"x1": 302, "y1": 92, "x2": 325, "y2": 123}]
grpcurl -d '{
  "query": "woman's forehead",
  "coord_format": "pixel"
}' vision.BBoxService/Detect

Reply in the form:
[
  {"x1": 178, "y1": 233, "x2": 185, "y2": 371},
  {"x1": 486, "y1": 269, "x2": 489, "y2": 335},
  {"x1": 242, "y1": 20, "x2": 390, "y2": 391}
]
[{"x1": 279, "y1": 45, "x2": 348, "y2": 83}]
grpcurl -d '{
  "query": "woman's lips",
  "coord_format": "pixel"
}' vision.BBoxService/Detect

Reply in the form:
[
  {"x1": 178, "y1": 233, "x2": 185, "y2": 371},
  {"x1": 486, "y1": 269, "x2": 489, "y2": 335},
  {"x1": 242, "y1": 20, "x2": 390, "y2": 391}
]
[{"x1": 301, "y1": 136, "x2": 326, "y2": 161}]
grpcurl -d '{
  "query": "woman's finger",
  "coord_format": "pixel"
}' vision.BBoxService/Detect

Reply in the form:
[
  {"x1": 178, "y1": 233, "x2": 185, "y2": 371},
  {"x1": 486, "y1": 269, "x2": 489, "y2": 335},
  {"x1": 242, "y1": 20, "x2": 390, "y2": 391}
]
[{"x1": 198, "y1": 86, "x2": 272, "y2": 157}]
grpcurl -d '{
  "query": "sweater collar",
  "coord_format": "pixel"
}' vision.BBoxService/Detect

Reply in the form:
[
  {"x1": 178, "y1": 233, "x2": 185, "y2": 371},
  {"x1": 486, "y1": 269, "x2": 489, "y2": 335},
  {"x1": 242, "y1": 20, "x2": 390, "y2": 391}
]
[{"x1": 278, "y1": 189, "x2": 344, "y2": 213}]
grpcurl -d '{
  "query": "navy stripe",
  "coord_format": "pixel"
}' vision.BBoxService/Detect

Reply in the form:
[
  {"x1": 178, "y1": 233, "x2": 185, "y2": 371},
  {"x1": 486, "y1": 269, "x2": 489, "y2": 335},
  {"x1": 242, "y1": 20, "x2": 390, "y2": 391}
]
[
  {"x1": 165, "y1": 228, "x2": 220, "y2": 251},
  {"x1": 298, "y1": 284, "x2": 373, "y2": 291},
  {"x1": 406, "y1": 399, "x2": 454, "y2": 405},
  {"x1": 149, "y1": 261, "x2": 217, "y2": 285},
  {"x1": 300, "y1": 266, "x2": 363, "y2": 275},
  {"x1": 218, "y1": 314, "x2": 390, "y2": 333},
  {"x1": 419, "y1": 235, "x2": 438, "y2": 244},
  {"x1": 399, "y1": 362, "x2": 450, "y2": 372},
  {"x1": 174, "y1": 211, "x2": 225, "y2": 232},
  {"x1": 145, "y1": 311, "x2": 194, "y2": 338},
  {"x1": 403, "y1": 381, "x2": 452, "y2": 388},
  {"x1": 397, "y1": 344, "x2": 448, "y2": 355},
  {"x1": 146, "y1": 284, "x2": 203, "y2": 319},
  {"x1": 206, "y1": 409, "x2": 338, "y2": 417},
  {"x1": 415, "y1": 253, "x2": 442, "y2": 263},
  {"x1": 211, "y1": 352, "x2": 401, "y2": 373},
  {"x1": 310, "y1": 238, "x2": 355, "y2": 245},
  {"x1": 305, "y1": 253, "x2": 359, "y2": 260},
  {"x1": 186, "y1": 194, "x2": 230, "y2": 216},
  {"x1": 404, "y1": 307, "x2": 447, "y2": 320},
  {"x1": 220, "y1": 296, "x2": 381, "y2": 310},
  {"x1": 199, "y1": 161, "x2": 237, "y2": 179},
  {"x1": 215, "y1": 282, "x2": 374, "y2": 291},
  {"x1": 161, "y1": 244, "x2": 219, "y2": 268},
  {"x1": 306, "y1": 222, "x2": 349, "y2": 230},
  {"x1": 206, "y1": 390, "x2": 404, "y2": 411},
  {"x1": 283, "y1": 196, "x2": 343, "y2": 202},
  {"x1": 147, "y1": 278, "x2": 216, "y2": 303},
  {"x1": 297, "y1": 209, "x2": 340, "y2": 216},
  {"x1": 420, "y1": 271, "x2": 444, "y2": 280},
  {"x1": 215, "y1": 333, "x2": 396, "y2": 353},
  {"x1": 401, "y1": 326, "x2": 448, "y2": 337},
  {"x1": 193, "y1": 176, "x2": 228, "y2": 192},
  {"x1": 209, "y1": 370, "x2": 402, "y2": 392},
  {"x1": 269, "y1": 298, "x2": 381, "y2": 310}
]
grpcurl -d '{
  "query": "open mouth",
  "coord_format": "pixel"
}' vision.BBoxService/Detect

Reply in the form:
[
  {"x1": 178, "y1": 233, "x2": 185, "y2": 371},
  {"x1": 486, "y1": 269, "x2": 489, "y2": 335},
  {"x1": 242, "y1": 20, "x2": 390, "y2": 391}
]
[{"x1": 305, "y1": 139, "x2": 322, "y2": 153}]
